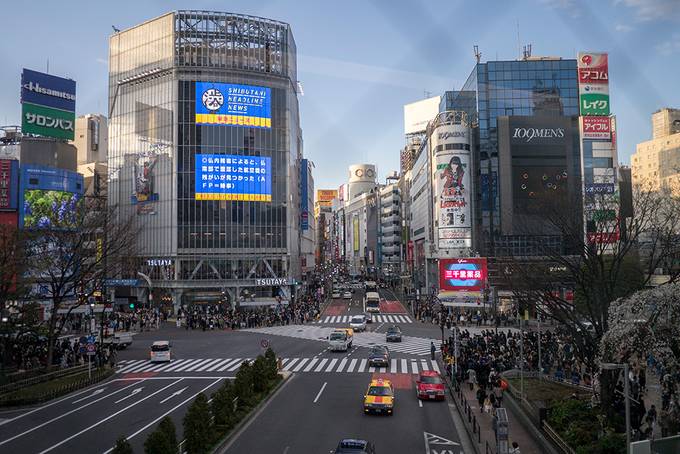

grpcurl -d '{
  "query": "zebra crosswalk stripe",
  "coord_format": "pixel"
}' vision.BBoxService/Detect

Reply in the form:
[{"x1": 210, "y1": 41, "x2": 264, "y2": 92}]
[
  {"x1": 186, "y1": 359, "x2": 215, "y2": 372},
  {"x1": 336, "y1": 358, "x2": 348, "y2": 372},
  {"x1": 292, "y1": 358, "x2": 309, "y2": 372},
  {"x1": 217, "y1": 358, "x2": 241, "y2": 372},
  {"x1": 357, "y1": 359, "x2": 368, "y2": 373},
  {"x1": 346, "y1": 358, "x2": 357, "y2": 372},
  {"x1": 314, "y1": 359, "x2": 328, "y2": 372},
  {"x1": 324, "y1": 358, "x2": 338, "y2": 373},
  {"x1": 283, "y1": 358, "x2": 299, "y2": 371},
  {"x1": 303, "y1": 358, "x2": 319, "y2": 372},
  {"x1": 205, "y1": 358, "x2": 232, "y2": 372}
]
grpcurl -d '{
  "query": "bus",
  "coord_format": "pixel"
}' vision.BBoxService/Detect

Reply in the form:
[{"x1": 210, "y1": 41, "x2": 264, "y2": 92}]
[
  {"x1": 364, "y1": 291, "x2": 380, "y2": 313},
  {"x1": 364, "y1": 281, "x2": 378, "y2": 293}
]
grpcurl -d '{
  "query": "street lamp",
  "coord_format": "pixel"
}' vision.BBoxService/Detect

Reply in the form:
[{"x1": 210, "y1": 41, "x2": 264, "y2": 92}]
[{"x1": 601, "y1": 362, "x2": 631, "y2": 453}]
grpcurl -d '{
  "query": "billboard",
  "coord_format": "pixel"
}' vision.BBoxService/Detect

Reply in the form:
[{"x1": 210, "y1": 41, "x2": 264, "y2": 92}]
[
  {"x1": 404, "y1": 96, "x2": 441, "y2": 135},
  {"x1": 0, "y1": 160, "x2": 19, "y2": 210},
  {"x1": 439, "y1": 258, "x2": 487, "y2": 292},
  {"x1": 195, "y1": 154, "x2": 272, "y2": 201},
  {"x1": 301, "y1": 159, "x2": 309, "y2": 230},
  {"x1": 21, "y1": 69, "x2": 76, "y2": 112},
  {"x1": 353, "y1": 216, "x2": 359, "y2": 252},
  {"x1": 581, "y1": 116, "x2": 611, "y2": 139},
  {"x1": 19, "y1": 165, "x2": 83, "y2": 229},
  {"x1": 195, "y1": 82, "x2": 271, "y2": 128},
  {"x1": 431, "y1": 124, "x2": 472, "y2": 249},
  {"x1": 22, "y1": 102, "x2": 75, "y2": 140},
  {"x1": 316, "y1": 189, "x2": 337, "y2": 207},
  {"x1": 578, "y1": 52, "x2": 610, "y2": 116}
]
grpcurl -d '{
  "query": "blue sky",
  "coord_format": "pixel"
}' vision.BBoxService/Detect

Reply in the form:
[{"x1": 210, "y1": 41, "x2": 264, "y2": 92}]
[{"x1": 1, "y1": 0, "x2": 678, "y2": 190}]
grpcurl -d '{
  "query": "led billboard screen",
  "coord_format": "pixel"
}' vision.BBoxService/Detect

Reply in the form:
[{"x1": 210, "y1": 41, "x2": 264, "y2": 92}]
[
  {"x1": 194, "y1": 154, "x2": 272, "y2": 201},
  {"x1": 23, "y1": 190, "x2": 80, "y2": 229},
  {"x1": 0, "y1": 160, "x2": 19, "y2": 210},
  {"x1": 439, "y1": 258, "x2": 487, "y2": 292},
  {"x1": 195, "y1": 82, "x2": 271, "y2": 128}
]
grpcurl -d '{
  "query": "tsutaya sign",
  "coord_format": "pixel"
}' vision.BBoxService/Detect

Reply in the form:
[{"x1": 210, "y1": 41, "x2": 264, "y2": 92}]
[{"x1": 255, "y1": 278, "x2": 293, "y2": 286}]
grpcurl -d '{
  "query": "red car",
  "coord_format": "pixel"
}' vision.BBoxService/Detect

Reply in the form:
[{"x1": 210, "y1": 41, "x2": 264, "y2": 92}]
[{"x1": 416, "y1": 371, "x2": 446, "y2": 401}]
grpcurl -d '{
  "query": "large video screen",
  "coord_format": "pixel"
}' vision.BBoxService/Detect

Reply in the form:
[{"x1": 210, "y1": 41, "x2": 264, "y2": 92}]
[
  {"x1": 195, "y1": 82, "x2": 271, "y2": 128},
  {"x1": 23, "y1": 189, "x2": 80, "y2": 229},
  {"x1": 195, "y1": 154, "x2": 272, "y2": 202}
]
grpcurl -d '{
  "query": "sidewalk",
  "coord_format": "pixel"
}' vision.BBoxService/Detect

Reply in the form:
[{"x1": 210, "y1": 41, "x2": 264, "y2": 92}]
[{"x1": 439, "y1": 359, "x2": 543, "y2": 454}]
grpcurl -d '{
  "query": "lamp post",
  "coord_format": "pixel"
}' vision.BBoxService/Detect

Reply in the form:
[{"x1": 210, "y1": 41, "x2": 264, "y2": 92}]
[{"x1": 601, "y1": 362, "x2": 631, "y2": 453}]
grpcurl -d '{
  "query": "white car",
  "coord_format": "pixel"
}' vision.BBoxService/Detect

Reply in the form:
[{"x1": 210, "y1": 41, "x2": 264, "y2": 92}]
[
  {"x1": 332, "y1": 291, "x2": 341, "y2": 298},
  {"x1": 343, "y1": 291, "x2": 352, "y2": 299},
  {"x1": 150, "y1": 341, "x2": 171, "y2": 362},
  {"x1": 349, "y1": 315, "x2": 367, "y2": 332}
]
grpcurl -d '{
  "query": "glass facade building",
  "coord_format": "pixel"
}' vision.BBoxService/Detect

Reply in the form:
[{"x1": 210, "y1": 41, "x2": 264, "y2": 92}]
[
  {"x1": 445, "y1": 58, "x2": 579, "y2": 256},
  {"x1": 108, "y1": 11, "x2": 303, "y2": 308}
]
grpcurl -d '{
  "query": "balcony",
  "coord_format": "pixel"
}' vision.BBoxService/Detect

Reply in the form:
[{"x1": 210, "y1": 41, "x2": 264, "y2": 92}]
[
  {"x1": 381, "y1": 214, "x2": 399, "y2": 224},
  {"x1": 381, "y1": 233, "x2": 400, "y2": 244},
  {"x1": 381, "y1": 224, "x2": 399, "y2": 234},
  {"x1": 381, "y1": 245, "x2": 400, "y2": 254}
]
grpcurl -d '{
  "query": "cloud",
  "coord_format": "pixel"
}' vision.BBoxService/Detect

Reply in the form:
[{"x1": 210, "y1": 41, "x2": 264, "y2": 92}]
[
  {"x1": 656, "y1": 33, "x2": 680, "y2": 55},
  {"x1": 615, "y1": 24, "x2": 633, "y2": 32},
  {"x1": 614, "y1": 0, "x2": 680, "y2": 22},
  {"x1": 95, "y1": 58, "x2": 107, "y2": 65},
  {"x1": 539, "y1": 0, "x2": 582, "y2": 18}
]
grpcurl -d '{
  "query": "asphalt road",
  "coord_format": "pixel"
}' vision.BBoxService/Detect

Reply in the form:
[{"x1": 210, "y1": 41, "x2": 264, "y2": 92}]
[{"x1": 0, "y1": 289, "x2": 471, "y2": 453}]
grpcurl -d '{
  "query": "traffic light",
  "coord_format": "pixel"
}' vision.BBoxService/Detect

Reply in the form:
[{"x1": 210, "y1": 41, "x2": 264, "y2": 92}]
[{"x1": 129, "y1": 303, "x2": 135, "y2": 309}]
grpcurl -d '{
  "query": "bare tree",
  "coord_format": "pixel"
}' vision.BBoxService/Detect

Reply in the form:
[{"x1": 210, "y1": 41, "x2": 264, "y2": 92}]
[
  {"x1": 503, "y1": 178, "x2": 680, "y2": 408},
  {"x1": 24, "y1": 192, "x2": 138, "y2": 369}
]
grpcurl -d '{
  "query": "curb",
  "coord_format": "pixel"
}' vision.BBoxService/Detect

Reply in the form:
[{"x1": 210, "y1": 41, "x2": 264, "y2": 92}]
[
  {"x1": 212, "y1": 372, "x2": 293, "y2": 453},
  {"x1": 501, "y1": 389, "x2": 560, "y2": 454}
]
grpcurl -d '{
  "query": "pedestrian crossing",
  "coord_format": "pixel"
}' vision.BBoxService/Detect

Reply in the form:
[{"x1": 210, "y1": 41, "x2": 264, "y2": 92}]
[
  {"x1": 244, "y1": 325, "x2": 437, "y2": 356},
  {"x1": 317, "y1": 315, "x2": 413, "y2": 324},
  {"x1": 116, "y1": 357, "x2": 441, "y2": 375}
]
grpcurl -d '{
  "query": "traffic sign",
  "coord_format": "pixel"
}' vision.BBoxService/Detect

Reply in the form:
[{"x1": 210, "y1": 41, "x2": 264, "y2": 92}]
[
  {"x1": 87, "y1": 335, "x2": 96, "y2": 344},
  {"x1": 260, "y1": 339, "x2": 270, "y2": 349},
  {"x1": 86, "y1": 343, "x2": 96, "y2": 356}
]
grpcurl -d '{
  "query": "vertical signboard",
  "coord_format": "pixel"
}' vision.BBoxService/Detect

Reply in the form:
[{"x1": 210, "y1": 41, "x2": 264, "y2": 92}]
[
  {"x1": 577, "y1": 53, "x2": 609, "y2": 116},
  {"x1": 0, "y1": 160, "x2": 19, "y2": 210},
  {"x1": 353, "y1": 216, "x2": 360, "y2": 252},
  {"x1": 581, "y1": 116, "x2": 611, "y2": 139},
  {"x1": 431, "y1": 124, "x2": 472, "y2": 249},
  {"x1": 21, "y1": 69, "x2": 76, "y2": 141},
  {"x1": 300, "y1": 159, "x2": 309, "y2": 230}
]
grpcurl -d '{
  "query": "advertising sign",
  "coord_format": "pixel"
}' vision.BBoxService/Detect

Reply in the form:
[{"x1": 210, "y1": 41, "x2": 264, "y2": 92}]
[
  {"x1": 432, "y1": 124, "x2": 472, "y2": 249},
  {"x1": 22, "y1": 103, "x2": 75, "y2": 140},
  {"x1": 439, "y1": 258, "x2": 487, "y2": 292},
  {"x1": 404, "y1": 95, "x2": 441, "y2": 135},
  {"x1": 353, "y1": 216, "x2": 359, "y2": 252},
  {"x1": 585, "y1": 183, "x2": 616, "y2": 195},
  {"x1": 301, "y1": 159, "x2": 309, "y2": 230},
  {"x1": 0, "y1": 160, "x2": 19, "y2": 210},
  {"x1": 195, "y1": 153, "x2": 272, "y2": 201},
  {"x1": 581, "y1": 116, "x2": 611, "y2": 139},
  {"x1": 195, "y1": 82, "x2": 271, "y2": 128},
  {"x1": 316, "y1": 189, "x2": 338, "y2": 205},
  {"x1": 19, "y1": 165, "x2": 83, "y2": 229},
  {"x1": 578, "y1": 52, "x2": 610, "y2": 116},
  {"x1": 480, "y1": 171, "x2": 497, "y2": 212},
  {"x1": 21, "y1": 69, "x2": 76, "y2": 112}
]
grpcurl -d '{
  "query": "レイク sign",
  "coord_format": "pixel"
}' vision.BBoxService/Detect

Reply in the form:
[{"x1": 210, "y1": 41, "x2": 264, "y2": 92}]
[{"x1": 439, "y1": 258, "x2": 487, "y2": 292}]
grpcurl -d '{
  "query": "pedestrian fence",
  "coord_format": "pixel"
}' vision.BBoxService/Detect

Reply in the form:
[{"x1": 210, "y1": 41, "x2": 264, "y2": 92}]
[
  {"x1": 542, "y1": 421, "x2": 577, "y2": 454},
  {"x1": 445, "y1": 371, "x2": 483, "y2": 447},
  {"x1": 0, "y1": 364, "x2": 89, "y2": 395}
]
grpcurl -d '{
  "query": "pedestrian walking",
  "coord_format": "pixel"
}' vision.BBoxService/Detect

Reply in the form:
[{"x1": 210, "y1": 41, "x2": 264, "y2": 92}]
[
  {"x1": 509, "y1": 441, "x2": 520, "y2": 454},
  {"x1": 430, "y1": 341, "x2": 436, "y2": 360}
]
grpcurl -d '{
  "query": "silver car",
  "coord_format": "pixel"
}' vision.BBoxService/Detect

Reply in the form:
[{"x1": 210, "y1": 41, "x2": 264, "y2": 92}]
[{"x1": 349, "y1": 315, "x2": 367, "y2": 332}]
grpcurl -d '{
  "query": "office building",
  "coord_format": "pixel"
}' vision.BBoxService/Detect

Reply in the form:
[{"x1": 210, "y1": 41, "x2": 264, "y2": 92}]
[
  {"x1": 300, "y1": 159, "x2": 315, "y2": 275},
  {"x1": 74, "y1": 114, "x2": 108, "y2": 165},
  {"x1": 107, "y1": 11, "x2": 304, "y2": 310},
  {"x1": 632, "y1": 108, "x2": 680, "y2": 194},
  {"x1": 378, "y1": 172, "x2": 401, "y2": 274}
]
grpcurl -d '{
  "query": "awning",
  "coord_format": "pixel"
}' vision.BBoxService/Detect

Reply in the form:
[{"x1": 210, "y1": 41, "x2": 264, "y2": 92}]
[{"x1": 437, "y1": 291, "x2": 486, "y2": 307}]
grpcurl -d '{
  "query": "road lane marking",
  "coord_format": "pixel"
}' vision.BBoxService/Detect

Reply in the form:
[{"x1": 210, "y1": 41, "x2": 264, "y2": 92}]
[
  {"x1": 401, "y1": 359, "x2": 408, "y2": 373},
  {"x1": 185, "y1": 359, "x2": 215, "y2": 372},
  {"x1": 346, "y1": 358, "x2": 358, "y2": 372},
  {"x1": 336, "y1": 358, "x2": 348, "y2": 372},
  {"x1": 101, "y1": 379, "x2": 222, "y2": 454},
  {"x1": 291, "y1": 358, "x2": 309, "y2": 372},
  {"x1": 313, "y1": 382, "x2": 328, "y2": 403},
  {"x1": 368, "y1": 366, "x2": 376, "y2": 373},
  {"x1": 71, "y1": 388, "x2": 105, "y2": 404},
  {"x1": 314, "y1": 359, "x2": 328, "y2": 372},
  {"x1": 282, "y1": 358, "x2": 299, "y2": 371},
  {"x1": 39, "y1": 379, "x2": 183, "y2": 453},
  {"x1": 357, "y1": 359, "x2": 368, "y2": 373},
  {"x1": 411, "y1": 361, "x2": 418, "y2": 374},
  {"x1": 196, "y1": 359, "x2": 225, "y2": 372},
  {"x1": 114, "y1": 387, "x2": 144, "y2": 404},
  {"x1": 159, "y1": 386, "x2": 188, "y2": 404},
  {"x1": 217, "y1": 358, "x2": 241, "y2": 372},
  {"x1": 324, "y1": 359, "x2": 338, "y2": 372},
  {"x1": 419, "y1": 400, "x2": 423, "y2": 408},
  {"x1": 117, "y1": 361, "x2": 147, "y2": 374},
  {"x1": 303, "y1": 358, "x2": 319, "y2": 372},
  {"x1": 0, "y1": 380, "x2": 144, "y2": 446},
  {"x1": 227, "y1": 359, "x2": 251, "y2": 372},
  {"x1": 143, "y1": 361, "x2": 178, "y2": 373},
  {"x1": 163, "y1": 359, "x2": 201, "y2": 372},
  {"x1": 204, "y1": 358, "x2": 233, "y2": 371},
  {"x1": 390, "y1": 359, "x2": 397, "y2": 373},
  {"x1": 431, "y1": 361, "x2": 441, "y2": 373},
  {"x1": 421, "y1": 359, "x2": 430, "y2": 371}
]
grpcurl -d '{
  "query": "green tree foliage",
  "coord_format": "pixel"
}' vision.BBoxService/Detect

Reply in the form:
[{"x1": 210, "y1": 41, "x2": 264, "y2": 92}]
[
  {"x1": 183, "y1": 393, "x2": 214, "y2": 454},
  {"x1": 111, "y1": 436, "x2": 134, "y2": 454},
  {"x1": 252, "y1": 356, "x2": 268, "y2": 393},
  {"x1": 264, "y1": 347, "x2": 279, "y2": 381},
  {"x1": 233, "y1": 360, "x2": 254, "y2": 407},
  {"x1": 143, "y1": 416, "x2": 177, "y2": 454},
  {"x1": 211, "y1": 380, "x2": 235, "y2": 428}
]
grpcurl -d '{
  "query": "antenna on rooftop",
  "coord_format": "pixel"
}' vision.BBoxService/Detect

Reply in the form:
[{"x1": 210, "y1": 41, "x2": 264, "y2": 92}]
[
  {"x1": 473, "y1": 45, "x2": 481, "y2": 64},
  {"x1": 424, "y1": 90, "x2": 432, "y2": 98},
  {"x1": 522, "y1": 44, "x2": 533, "y2": 60}
]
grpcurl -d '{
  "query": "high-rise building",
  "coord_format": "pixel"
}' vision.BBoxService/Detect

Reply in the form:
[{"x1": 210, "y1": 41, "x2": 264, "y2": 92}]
[
  {"x1": 74, "y1": 114, "x2": 108, "y2": 165},
  {"x1": 300, "y1": 159, "x2": 315, "y2": 275},
  {"x1": 447, "y1": 57, "x2": 580, "y2": 255},
  {"x1": 632, "y1": 108, "x2": 680, "y2": 194},
  {"x1": 107, "y1": 11, "x2": 303, "y2": 310},
  {"x1": 378, "y1": 173, "x2": 401, "y2": 274}
]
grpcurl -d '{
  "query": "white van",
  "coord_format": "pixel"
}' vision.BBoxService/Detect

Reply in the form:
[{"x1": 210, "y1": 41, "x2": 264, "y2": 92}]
[{"x1": 150, "y1": 341, "x2": 171, "y2": 362}]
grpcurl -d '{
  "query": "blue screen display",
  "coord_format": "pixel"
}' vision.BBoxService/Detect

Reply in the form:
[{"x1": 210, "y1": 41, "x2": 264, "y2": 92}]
[
  {"x1": 195, "y1": 154, "x2": 272, "y2": 202},
  {"x1": 195, "y1": 82, "x2": 271, "y2": 128}
]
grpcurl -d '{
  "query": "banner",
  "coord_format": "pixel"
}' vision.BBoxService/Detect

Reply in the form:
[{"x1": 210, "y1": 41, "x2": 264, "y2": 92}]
[
  {"x1": 195, "y1": 82, "x2": 271, "y2": 128},
  {"x1": 439, "y1": 258, "x2": 487, "y2": 292}
]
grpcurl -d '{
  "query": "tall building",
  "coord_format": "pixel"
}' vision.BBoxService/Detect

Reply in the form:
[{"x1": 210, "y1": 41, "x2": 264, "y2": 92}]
[
  {"x1": 300, "y1": 159, "x2": 315, "y2": 276},
  {"x1": 447, "y1": 56, "x2": 581, "y2": 255},
  {"x1": 107, "y1": 11, "x2": 303, "y2": 310},
  {"x1": 74, "y1": 114, "x2": 108, "y2": 165},
  {"x1": 632, "y1": 108, "x2": 680, "y2": 194},
  {"x1": 378, "y1": 172, "x2": 401, "y2": 275}
]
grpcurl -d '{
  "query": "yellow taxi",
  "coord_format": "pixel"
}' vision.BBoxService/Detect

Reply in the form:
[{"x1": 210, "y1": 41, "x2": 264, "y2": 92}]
[{"x1": 363, "y1": 378, "x2": 394, "y2": 415}]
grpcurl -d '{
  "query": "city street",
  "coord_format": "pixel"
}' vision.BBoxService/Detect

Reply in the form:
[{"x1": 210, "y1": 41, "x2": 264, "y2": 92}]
[{"x1": 0, "y1": 291, "x2": 470, "y2": 453}]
